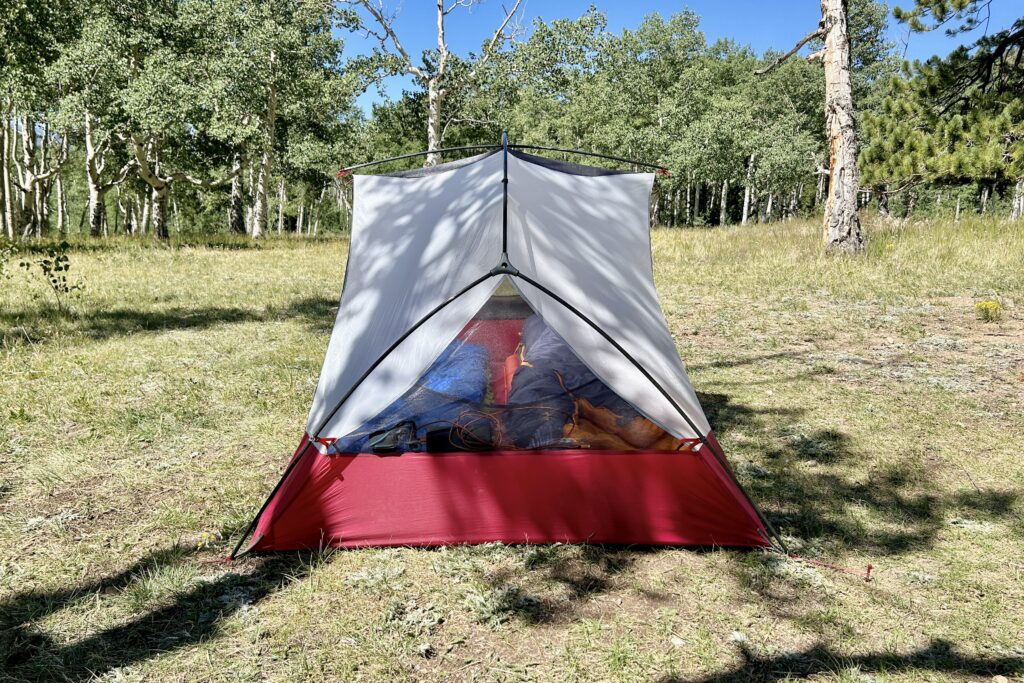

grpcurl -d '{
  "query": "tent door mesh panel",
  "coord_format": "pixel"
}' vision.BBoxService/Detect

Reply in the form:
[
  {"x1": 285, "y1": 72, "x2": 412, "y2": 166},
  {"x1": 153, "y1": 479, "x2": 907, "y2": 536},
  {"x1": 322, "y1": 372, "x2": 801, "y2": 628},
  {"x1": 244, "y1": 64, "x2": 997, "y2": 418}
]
[{"x1": 330, "y1": 283, "x2": 694, "y2": 455}]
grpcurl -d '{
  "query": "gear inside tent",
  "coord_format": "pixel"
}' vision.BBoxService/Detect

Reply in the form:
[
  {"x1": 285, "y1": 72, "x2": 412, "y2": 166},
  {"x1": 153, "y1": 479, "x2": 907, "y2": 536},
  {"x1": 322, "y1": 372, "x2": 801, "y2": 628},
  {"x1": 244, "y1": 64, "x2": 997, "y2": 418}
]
[{"x1": 231, "y1": 136, "x2": 781, "y2": 557}]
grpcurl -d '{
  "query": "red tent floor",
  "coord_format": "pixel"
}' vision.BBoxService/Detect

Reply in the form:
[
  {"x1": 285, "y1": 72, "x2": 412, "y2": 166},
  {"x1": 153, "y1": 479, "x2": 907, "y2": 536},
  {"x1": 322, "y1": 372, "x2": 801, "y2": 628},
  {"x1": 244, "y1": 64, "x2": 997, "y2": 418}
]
[{"x1": 243, "y1": 433, "x2": 770, "y2": 552}]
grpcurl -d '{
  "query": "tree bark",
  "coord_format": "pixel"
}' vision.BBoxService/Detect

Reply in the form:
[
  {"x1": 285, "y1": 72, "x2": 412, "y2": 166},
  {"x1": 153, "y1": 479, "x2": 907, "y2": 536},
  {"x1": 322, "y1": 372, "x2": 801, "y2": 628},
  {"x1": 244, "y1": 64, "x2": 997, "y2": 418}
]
[
  {"x1": 276, "y1": 178, "x2": 286, "y2": 234},
  {"x1": 1012, "y1": 178, "x2": 1023, "y2": 221},
  {"x1": 742, "y1": 154, "x2": 755, "y2": 225},
  {"x1": 980, "y1": 184, "x2": 989, "y2": 214},
  {"x1": 766, "y1": 192, "x2": 774, "y2": 222},
  {"x1": 955, "y1": 196, "x2": 961, "y2": 223},
  {"x1": 252, "y1": 52, "x2": 278, "y2": 238},
  {"x1": 84, "y1": 113, "x2": 130, "y2": 237},
  {"x1": 820, "y1": 0, "x2": 864, "y2": 252},
  {"x1": 229, "y1": 152, "x2": 246, "y2": 234},
  {"x1": 426, "y1": 77, "x2": 445, "y2": 166},
  {"x1": 719, "y1": 178, "x2": 729, "y2": 226},
  {"x1": 1, "y1": 114, "x2": 11, "y2": 239},
  {"x1": 152, "y1": 186, "x2": 169, "y2": 239},
  {"x1": 55, "y1": 167, "x2": 67, "y2": 234}
]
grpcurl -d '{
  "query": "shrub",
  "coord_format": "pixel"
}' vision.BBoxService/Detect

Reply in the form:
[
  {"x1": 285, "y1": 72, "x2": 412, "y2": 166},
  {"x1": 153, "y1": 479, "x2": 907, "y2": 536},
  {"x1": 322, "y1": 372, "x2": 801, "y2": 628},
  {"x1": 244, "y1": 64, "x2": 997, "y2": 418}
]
[{"x1": 974, "y1": 299, "x2": 1004, "y2": 322}]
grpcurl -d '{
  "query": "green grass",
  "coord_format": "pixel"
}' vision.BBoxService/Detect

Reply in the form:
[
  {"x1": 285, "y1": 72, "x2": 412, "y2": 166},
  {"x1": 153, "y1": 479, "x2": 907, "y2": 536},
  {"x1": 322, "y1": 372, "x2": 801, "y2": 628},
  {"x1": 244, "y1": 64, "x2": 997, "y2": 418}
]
[{"x1": 1, "y1": 216, "x2": 1022, "y2": 681}]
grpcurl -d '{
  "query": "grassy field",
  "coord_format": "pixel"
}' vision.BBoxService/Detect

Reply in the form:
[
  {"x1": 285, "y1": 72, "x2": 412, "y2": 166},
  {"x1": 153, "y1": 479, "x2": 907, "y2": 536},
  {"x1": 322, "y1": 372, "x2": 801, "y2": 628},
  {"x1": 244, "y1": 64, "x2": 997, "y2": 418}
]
[{"x1": 1, "y1": 216, "x2": 1022, "y2": 682}]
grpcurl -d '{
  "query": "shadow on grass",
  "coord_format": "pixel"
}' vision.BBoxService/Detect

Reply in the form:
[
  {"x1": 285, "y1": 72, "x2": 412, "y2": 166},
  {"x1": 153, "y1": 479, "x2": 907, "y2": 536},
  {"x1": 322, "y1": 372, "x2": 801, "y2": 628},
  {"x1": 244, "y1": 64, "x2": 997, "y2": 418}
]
[
  {"x1": 473, "y1": 544, "x2": 640, "y2": 624},
  {"x1": 660, "y1": 639, "x2": 1024, "y2": 682},
  {"x1": 0, "y1": 295, "x2": 338, "y2": 346},
  {"x1": 0, "y1": 544, "x2": 322, "y2": 681},
  {"x1": 698, "y1": 391, "x2": 1019, "y2": 555}
]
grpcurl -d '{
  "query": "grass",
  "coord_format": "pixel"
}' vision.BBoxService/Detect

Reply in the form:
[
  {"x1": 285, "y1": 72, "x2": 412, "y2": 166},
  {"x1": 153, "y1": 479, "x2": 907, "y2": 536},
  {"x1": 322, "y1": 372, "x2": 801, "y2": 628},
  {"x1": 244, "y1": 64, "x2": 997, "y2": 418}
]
[{"x1": 1, "y1": 215, "x2": 1022, "y2": 681}]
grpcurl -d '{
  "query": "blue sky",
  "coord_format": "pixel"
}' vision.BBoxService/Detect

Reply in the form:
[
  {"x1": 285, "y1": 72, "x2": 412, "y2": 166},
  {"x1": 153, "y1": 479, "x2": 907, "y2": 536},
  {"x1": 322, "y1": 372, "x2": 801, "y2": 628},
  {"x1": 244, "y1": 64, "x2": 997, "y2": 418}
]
[{"x1": 344, "y1": 0, "x2": 1021, "y2": 112}]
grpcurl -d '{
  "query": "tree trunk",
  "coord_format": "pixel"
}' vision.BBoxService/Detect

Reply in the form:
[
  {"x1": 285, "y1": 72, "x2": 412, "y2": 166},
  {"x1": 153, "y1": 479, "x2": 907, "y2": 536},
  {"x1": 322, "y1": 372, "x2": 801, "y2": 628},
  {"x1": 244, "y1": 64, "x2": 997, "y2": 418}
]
[
  {"x1": 4, "y1": 117, "x2": 18, "y2": 237},
  {"x1": 719, "y1": 178, "x2": 729, "y2": 226},
  {"x1": 426, "y1": 77, "x2": 444, "y2": 167},
  {"x1": 229, "y1": 152, "x2": 246, "y2": 234},
  {"x1": 18, "y1": 115, "x2": 38, "y2": 238},
  {"x1": 821, "y1": 0, "x2": 864, "y2": 252},
  {"x1": 742, "y1": 154, "x2": 754, "y2": 225},
  {"x1": 141, "y1": 192, "x2": 151, "y2": 235},
  {"x1": 88, "y1": 183, "x2": 106, "y2": 237},
  {"x1": 766, "y1": 192, "x2": 774, "y2": 222},
  {"x1": 980, "y1": 184, "x2": 989, "y2": 214},
  {"x1": 876, "y1": 184, "x2": 890, "y2": 218},
  {"x1": 1013, "y1": 178, "x2": 1023, "y2": 221},
  {"x1": 296, "y1": 201, "x2": 305, "y2": 235},
  {"x1": 685, "y1": 178, "x2": 692, "y2": 225},
  {"x1": 955, "y1": 196, "x2": 962, "y2": 223},
  {"x1": 694, "y1": 181, "x2": 702, "y2": 222},
  {"x1": 252, "y1": 149, "x2": 271, "y2": 239},
  {"x1": 55, "y1": 169, "x2": 67, "y2": 234},
  {"x1": 0, "y1": 114, "x2": 8, "y2": 239},
  {"x1": 276, "y1": 178, "x2": 286, "y2": 235},
  {"x1": 252, "y1": 56, "x2": 277, "y2": 239},
  {"x1": 152, "y1": 186, "x2": 169, "y2": 239}
]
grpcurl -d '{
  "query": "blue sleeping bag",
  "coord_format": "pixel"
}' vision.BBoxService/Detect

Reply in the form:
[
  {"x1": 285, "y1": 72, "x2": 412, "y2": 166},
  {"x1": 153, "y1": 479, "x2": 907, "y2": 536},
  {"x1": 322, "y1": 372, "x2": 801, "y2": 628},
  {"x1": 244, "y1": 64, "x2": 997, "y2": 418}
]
[
  {"x1": 503, "y1": 315, "x2": 639, "y2": 448},
  {"x1": 333, "y1": 340, "x2": 490, "y2": 453}
]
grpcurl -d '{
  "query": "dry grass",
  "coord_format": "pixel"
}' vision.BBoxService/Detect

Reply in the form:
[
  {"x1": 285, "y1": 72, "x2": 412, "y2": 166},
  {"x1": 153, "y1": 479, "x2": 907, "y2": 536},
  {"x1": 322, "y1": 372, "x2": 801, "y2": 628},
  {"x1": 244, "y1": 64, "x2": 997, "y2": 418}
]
[{"x1": 1, "y1": 216, "x2": 1022, "y2": 682}]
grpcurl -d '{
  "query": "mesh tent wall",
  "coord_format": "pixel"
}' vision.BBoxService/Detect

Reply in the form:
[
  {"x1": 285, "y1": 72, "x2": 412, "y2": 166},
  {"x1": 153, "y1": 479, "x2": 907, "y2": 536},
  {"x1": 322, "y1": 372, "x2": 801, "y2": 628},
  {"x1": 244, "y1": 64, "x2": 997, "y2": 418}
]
[{"x1": 232, "y1": 141, "x2": 778, "y2": 556}]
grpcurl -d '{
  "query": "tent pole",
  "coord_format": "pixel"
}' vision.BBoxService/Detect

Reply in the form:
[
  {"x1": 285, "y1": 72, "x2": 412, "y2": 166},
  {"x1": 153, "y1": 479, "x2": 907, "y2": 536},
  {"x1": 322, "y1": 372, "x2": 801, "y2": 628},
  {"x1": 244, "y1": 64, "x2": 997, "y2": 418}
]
[
  {"x1": 510, "y1": 271, "x2": 788, "y2": 553},
  {"x1": 501, "y1": 131, "x2": 509, "y2": 256},
  {"x1": 230, "y1": 271, "x2": 501, "y2": 559},
  {"x1": 508, "y1": 144, "x2": 668, "y2": 172},
  {"x1": 337, "y1": 142, "x2": 667, "y2": 176},
  {"x1": 337, "y1": 144, "x2": 500, "y2": 175}
]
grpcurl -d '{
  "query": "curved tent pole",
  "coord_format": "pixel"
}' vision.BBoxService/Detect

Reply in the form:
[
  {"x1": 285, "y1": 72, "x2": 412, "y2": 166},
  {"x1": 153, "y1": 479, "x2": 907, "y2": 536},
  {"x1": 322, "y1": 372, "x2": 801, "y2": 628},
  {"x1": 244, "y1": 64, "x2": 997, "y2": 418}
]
[
  {"x1": 337, "y1": 144, "x2": 501, "y2": 176},
  {"x1": 508, "y1": 144, "x2": 669, "y2": 172},
  {"x1": 229, "y1": 271, "x2": 500, "y2": 559},
  {"x1": 508, "y1": 271, "x2": 788, "y2": 553},
  {"x1": 337, "y1": 139, "x2": 668, "y2": 176}
]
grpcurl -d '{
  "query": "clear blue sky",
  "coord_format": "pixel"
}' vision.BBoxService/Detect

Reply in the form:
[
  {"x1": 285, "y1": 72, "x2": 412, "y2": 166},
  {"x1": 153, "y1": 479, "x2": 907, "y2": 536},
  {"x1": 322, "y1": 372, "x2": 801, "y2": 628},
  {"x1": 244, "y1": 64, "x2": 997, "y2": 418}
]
[{"x1": 345, "y1": 0, "x2": 1021, "y2": 112}]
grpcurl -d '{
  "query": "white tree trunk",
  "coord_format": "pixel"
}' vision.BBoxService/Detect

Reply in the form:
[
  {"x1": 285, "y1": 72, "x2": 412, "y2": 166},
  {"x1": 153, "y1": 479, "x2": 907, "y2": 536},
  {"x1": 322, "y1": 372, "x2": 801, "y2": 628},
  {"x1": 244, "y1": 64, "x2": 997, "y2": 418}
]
[
  {"x1": 1012, "y1": 178, "x2": 1023, "y2": 221},
  {"x1": 55, "y1": 168, "x2": 67, "y2": 234},
  {"x1": 820, "y1": 0, "x2": 864, "y2": 252},
  {"x1": 229, "y1": 152, "x2": 246, "y2": 234},
  {"x1": 0, "y1": 115, "x2": 11, "y2": 239},
  {"x1": 719, "y1": 178, "x2": 729, "y2": 225},
  {"x1": 426, "y1": 78, "x2": 444, "y2": 167},
  {"x1": 955, "y1": 196, "x2": 962, "y2": 223},
  {"x1": 252, "y1": 54, "x2": 278, "y2": 238},
  {"x1": 741, "y1": 154, "x2": 755, "y2": 225},
  {"x1": 276, "y1": 178, "x2": 286, "y2": 234},
  {"x1": 980, "y1": 185, "x2": 989, "y2": 214},
  {"x1": 252, "y1": 149, "x2": 271, "y2": 239}
]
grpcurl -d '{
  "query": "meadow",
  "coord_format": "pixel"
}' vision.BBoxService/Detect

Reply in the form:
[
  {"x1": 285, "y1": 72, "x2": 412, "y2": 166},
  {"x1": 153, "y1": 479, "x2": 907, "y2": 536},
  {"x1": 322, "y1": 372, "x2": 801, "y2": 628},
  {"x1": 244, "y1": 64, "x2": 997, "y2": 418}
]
[{"x1": 1, "y1": 216, "x2": 1022, "y2": 682}]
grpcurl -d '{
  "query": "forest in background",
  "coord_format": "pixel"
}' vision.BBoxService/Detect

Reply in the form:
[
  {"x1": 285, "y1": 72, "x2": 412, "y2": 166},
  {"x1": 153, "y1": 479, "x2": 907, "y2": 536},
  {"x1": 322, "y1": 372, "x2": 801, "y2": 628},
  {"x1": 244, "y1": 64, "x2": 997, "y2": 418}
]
[{"x1": 0, "y1": 0, "x2": 1021, "y2": 240}]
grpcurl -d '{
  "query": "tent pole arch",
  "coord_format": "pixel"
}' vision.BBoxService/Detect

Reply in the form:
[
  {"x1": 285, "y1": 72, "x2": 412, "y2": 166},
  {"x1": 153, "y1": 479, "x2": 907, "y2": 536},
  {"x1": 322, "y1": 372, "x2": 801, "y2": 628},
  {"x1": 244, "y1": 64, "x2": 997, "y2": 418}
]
[
  {"x1": 336, "y1": 137, "x2": 669, "y2": 176},
  {"x1": 229, "y1": 271, "x2": 501, "y2": 559},
  {"x1": 338, "y1": 144, "x2": 501, "y2": 175}
]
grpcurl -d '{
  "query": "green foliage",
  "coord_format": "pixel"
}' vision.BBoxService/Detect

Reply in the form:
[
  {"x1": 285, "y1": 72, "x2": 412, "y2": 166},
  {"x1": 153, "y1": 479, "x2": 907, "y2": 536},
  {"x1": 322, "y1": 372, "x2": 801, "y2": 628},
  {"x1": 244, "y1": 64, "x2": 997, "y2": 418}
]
[{"x1": 18, "y1": 241, "x2": 84, "y2": 313}]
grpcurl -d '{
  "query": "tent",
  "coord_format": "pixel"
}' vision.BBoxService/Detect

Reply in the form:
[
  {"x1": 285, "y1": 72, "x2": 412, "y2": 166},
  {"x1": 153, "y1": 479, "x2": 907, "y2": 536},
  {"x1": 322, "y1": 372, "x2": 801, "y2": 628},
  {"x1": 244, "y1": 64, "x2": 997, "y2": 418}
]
[{"x1": 230, "y1": 135, "x2": 782, "y2": 558}]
